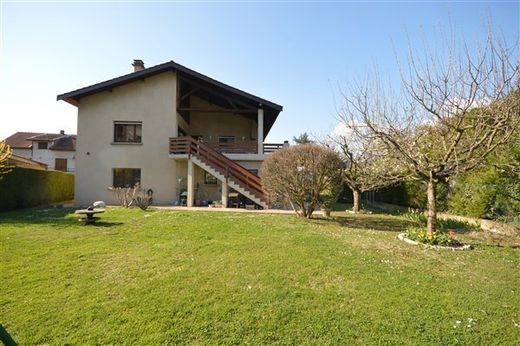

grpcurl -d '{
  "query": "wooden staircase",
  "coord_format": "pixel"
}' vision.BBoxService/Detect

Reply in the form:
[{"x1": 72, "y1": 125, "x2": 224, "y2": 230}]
[{"x1": 169, "y1": 137, "x2": 268, "y2": 208}]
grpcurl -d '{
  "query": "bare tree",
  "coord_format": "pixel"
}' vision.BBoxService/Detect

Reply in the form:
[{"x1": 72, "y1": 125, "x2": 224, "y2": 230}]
[
  {"x1": 261, "y1": 144, "x2": 343, "y2": 218},
  {"x1": 108, "y1": 185, "x2": 138, "y2": 207},
  {"x1": 341, "y1": 32, "x2": 519, "y2": 234},
  {"x1": 327, "y1": 129, "x2": 405, "y2": 212},
  {"x1": 133, "y1": 183, "x2": 154, "y2": 210}
]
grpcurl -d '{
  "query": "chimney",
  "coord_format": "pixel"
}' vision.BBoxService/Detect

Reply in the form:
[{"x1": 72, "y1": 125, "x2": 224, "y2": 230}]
[
  {"x1": 60, "y1": 130, "x2": 65, "y2": 135},
  {"x1": 132, "y1": 59, "x2": 145, "y2": 72}
]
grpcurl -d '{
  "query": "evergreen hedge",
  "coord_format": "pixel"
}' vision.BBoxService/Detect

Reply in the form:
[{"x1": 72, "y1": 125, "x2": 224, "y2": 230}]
[{"x1": 0, "y1": 167, "x2": 74, "y2": 211}]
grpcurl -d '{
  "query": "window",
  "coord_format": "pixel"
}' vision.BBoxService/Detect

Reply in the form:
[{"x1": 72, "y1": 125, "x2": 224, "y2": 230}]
[
  {"x1": 114, "y1": 122, "x2": 142, "y2": 143},
  {"x1": 218, "y1": 136, "x2": 235, "y2": 143},
  {"x1": 55, "y1": 158, "x2": 67, "y2": 172},
  {"x1": 113, "y1": 168, "x2": 141, "y2": 188},
  {"x1": 38, "y1": 142, "x2": 48, "y2": 149}
]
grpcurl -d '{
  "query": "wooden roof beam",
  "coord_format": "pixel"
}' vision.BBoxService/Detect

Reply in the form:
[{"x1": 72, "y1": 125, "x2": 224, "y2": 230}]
[{"x1": 177, "y1": 107, "x2": 257, "y2": 114}]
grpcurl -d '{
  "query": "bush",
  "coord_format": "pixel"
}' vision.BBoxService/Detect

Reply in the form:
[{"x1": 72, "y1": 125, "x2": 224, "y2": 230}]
[
  {"x1": 0, "y1": 167, "x2": 74, "y2": 211},
  {"x1": 401, "y1": 211, "x2": 479, "y2": 231},
  {"x1": 374, "y1": 180, "x2": 449, "y2": 210},
  {"x1": 449, "y1": 166, "x2": 520, "y2": 219},
  {"x1": 261, "y1": 144, "x2": 343, "y2": 218}
]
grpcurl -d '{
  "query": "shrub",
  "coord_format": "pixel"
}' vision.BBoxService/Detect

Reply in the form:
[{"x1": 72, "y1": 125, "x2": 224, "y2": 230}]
[
  {"x1": 108, "y1": 186, "x2": 137, "y2": 208},
  {"x1": 373, "y1": 180, "x2": 449, "y2": 211},
  {"x1": 449, "y1": 167, "x2": 498, "y2": 218},
  {"x1": 436, "y1": 218, "x2": 479, "y2": 232},
  {"x1": 134, "y1": 185, "x2": 153, "y2": 211},
  {"x1": 0, "y1": 167, "x2": 74, "y2": 211},
  {"x1": 401, "y1": 211, "x2": 479, "y2": 231},
  {"x1": 108, "y1": 183, "x2": 154, "y2": 210},
  {"x1": 262, "y1": 144, "x2": 343, "y2": 218},
  {"x1": 449, "y1": 166, "x2": 520, "y2": 220},
  {"x1": 0, "y1": 140, "x2": 12, "y2": 178}
]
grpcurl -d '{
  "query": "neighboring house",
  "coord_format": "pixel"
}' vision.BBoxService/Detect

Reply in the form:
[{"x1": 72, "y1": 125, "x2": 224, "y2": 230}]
[
  {"x1": 4, "y1": 131, "x2": 76, "y2": 172},
  {"x1": 4, "y1": 132, "x2": 40, "y2": 159},
  {"x1": 57, "y1": 59, "x2": 285, "y2": 207}
]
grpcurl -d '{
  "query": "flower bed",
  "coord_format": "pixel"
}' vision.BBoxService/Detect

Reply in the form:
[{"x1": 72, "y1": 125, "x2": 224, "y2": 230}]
[{"x1": 399, "y1": 228, "x2": 472, "y2": 250}]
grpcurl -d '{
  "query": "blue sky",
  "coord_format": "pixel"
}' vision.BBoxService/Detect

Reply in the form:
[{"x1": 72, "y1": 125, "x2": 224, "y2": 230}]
[{"x1": 0, "y1": 1, "x2": 518, "y2": 142}]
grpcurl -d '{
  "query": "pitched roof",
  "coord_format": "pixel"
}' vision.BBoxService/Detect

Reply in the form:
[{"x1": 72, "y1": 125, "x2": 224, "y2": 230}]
[
  {"x1": 4, "y1": 132, "x2": 77, "y2": 151},
  {"x1": 27, "y1": 133, "x2": 65, "y2": 142},
  {"x1": 4, "y1": 132, "x2": 42, "y2": 149},
  {"x1": 56, "y1": 60, "x2": 283, "y2": 112},
  {"x1": 49, "y1": 135, "x2": 76, "y2": 151}
]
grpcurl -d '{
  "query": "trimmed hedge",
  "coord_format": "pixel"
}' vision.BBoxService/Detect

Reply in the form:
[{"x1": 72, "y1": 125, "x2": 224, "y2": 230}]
[
  {"x1": 375, "y1": 181, "x2": 449, "y2": 211},
  {"x1": 0, "y1": 167, "x2": 74, "y2": 211}
]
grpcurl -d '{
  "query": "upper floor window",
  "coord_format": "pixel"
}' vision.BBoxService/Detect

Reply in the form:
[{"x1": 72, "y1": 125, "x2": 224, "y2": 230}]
[
  {"x1": 114, "y1": 121, "x2": 142, "y2": 143},
  {"x1": 38, "y1": 142, "x2": 48, "y2": 149}
]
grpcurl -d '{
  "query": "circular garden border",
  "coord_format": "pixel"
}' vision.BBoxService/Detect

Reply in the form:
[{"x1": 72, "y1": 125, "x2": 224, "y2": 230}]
[{"x1": 397, "y1": 233, "x2": 473, "y2": 251}]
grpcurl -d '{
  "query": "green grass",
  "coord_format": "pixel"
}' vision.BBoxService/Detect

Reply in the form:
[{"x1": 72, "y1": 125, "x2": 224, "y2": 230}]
[{"x1": 1, "y1": 207, "x2": 519, "y2": 345}]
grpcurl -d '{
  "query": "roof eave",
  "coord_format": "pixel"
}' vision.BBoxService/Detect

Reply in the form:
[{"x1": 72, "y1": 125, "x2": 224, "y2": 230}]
[{"x1": 57, "y1": 61, "x2": 283, "y2": 112}]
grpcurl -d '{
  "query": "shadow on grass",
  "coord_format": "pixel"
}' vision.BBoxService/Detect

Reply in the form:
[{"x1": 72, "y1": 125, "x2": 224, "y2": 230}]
[
  {"x1": 0, "y1": 207, "x2": 123, "y2": 228},
  {"x1": 80, "y1": 221, "x2": 124, "y2": 227},
  {"x1": 315, "y1": 213, "x2": 416, "y2": 233},
  {"x1": 0, "y1": 324, "x2": 17, "y2": 346}
]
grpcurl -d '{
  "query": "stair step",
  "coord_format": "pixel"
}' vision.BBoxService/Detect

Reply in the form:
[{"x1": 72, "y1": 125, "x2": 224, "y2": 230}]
[{"x1": 191, "y1": 155, "x2": 267, "y2": 208}]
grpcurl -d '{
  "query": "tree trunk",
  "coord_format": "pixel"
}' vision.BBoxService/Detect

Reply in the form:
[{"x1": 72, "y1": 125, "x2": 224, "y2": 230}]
[
  {"x1": 306, "y1": 202, "x2": 315, "y2": 219},
  {"x1": 352, "y1": 188, "x2": 361, "y2": 213},
  {"x1": 299, "y1": 200, "x2": 307, "y2": 218},
  {"x1": 426, "y1": 179, "x2": 437, "y2": 235}
]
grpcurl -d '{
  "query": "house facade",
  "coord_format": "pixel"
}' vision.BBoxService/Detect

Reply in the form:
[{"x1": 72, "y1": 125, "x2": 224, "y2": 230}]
[
  {"x1": 57, "y1": 60, "x2": 284, "y2": 207},
  {"x1": 4, "y1": 131, "x2": 76, "y2": 172}
]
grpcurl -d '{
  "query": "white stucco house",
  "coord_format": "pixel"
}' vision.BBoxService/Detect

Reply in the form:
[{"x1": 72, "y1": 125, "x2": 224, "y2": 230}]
[
  {"x1": 57, "y1": 59, "x2": 285, "y2": 208},
  {"x1": 4, "y1": 131, "x2": 76, "y2": 172}
]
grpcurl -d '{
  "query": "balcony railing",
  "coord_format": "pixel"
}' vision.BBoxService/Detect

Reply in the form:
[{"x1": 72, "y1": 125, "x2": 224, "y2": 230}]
[
  {"x1": 206, "y1": 141, "x2": 258, "y2": 154},
  {"x1": 171, "y1": 138, "x2": 285, "y2": 155}
]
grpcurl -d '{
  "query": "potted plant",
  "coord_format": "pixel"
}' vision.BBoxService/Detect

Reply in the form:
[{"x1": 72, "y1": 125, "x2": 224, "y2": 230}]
[
  {"x1": 320, "y1": 189, "x2": 337, "y2": 217},
  {"x1": 321, "y1": 202, "x2": 332, "y2": 217}
]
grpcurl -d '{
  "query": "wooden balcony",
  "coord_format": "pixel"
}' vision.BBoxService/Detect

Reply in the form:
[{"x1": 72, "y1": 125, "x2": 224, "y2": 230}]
[{"x1": 170, "y1": 137, "x2": 285, "y2": 155}]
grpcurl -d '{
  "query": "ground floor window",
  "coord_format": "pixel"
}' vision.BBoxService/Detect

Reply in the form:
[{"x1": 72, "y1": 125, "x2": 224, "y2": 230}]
[
  {"x1": 113, "y1": 168, "x2": 141, "y2": 188},
  {"x1": 204, "y1": 171, "x2": 217, "y2": 185},
  {"x1": 55, "y1": 158, "x2": 67, "y2": 172}
]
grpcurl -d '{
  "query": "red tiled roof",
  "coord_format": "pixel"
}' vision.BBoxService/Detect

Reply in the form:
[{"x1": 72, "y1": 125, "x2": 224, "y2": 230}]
[
  {"x1": 4, "y1": 132, "x2": 77, "y2": 151},
  {"x1": 4, "y1": 132, "x2": 42, "y2": 149}
]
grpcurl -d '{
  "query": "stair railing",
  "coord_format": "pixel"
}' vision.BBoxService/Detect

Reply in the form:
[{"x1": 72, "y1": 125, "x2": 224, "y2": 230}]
[{"x1": 170, "y1": 137, "x2": 265, "y2": 202}]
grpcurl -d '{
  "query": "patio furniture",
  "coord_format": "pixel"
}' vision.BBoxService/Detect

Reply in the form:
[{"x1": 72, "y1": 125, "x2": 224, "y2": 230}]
[{"x1": 75, "y1": 208, "x2": 105, "y2": 224}]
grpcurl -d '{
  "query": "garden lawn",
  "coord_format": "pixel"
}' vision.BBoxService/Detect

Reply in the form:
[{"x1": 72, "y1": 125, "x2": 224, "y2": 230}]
[{"x1": 1, "y1": 207, "x2": 519, "y2": 345}]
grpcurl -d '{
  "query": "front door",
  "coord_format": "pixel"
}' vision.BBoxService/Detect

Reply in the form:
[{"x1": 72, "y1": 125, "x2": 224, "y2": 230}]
[{"x1": 55, "y1": 158, "x2": 67, "y2": 172}]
